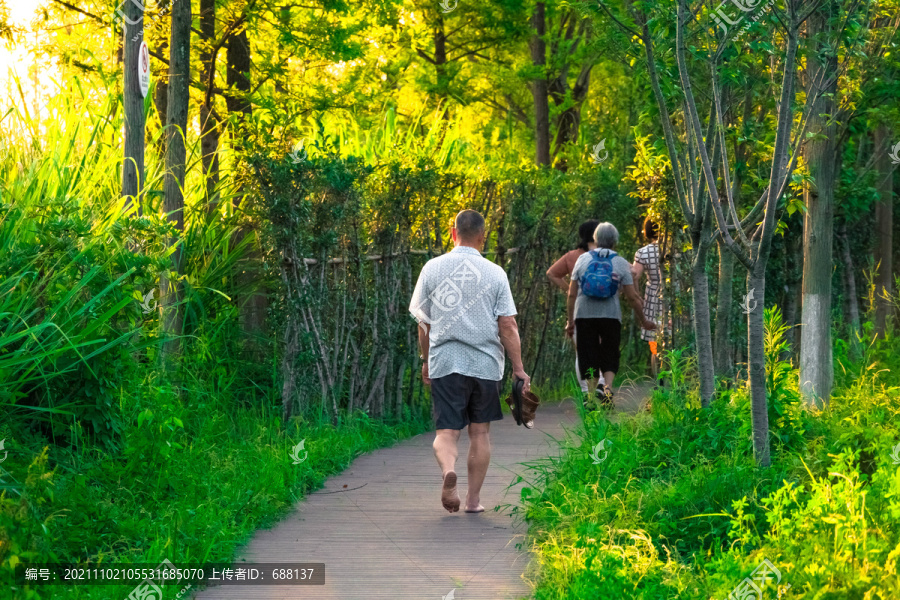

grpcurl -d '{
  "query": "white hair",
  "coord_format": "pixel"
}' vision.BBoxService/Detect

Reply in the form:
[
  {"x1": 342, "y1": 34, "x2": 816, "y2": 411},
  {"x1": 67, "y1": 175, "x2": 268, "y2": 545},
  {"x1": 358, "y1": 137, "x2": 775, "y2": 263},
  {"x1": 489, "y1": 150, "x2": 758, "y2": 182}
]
[{"x1": 593, "y1": 222, "x2": 619, "y2": 249}]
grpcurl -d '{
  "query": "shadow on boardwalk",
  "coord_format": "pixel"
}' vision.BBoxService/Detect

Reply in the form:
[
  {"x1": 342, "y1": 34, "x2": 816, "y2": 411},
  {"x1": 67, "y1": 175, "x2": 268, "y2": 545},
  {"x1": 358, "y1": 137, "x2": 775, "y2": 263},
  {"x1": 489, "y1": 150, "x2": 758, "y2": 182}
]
[{"x1": 192, "y1": 381, "x2": 650, "y2": 600}]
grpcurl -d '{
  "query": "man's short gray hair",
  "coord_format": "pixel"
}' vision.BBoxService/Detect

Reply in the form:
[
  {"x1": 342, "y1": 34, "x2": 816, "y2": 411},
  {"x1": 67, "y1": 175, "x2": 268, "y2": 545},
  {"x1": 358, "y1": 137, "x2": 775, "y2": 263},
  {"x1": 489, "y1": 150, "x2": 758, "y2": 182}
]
[
  {"x1": 455, "y1": 209, "x2": 485, "y2": 241},
  {"x1": 593, "y1": 222, "x2": 619, "y2": 249}
]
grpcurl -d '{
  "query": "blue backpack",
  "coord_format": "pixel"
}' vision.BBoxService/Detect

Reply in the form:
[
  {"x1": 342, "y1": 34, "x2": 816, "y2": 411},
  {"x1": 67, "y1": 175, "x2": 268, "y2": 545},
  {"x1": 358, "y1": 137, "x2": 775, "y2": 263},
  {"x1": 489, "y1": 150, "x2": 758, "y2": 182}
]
[{"x1": 580, "y1": 249, "x2": 619, "y2": 299}]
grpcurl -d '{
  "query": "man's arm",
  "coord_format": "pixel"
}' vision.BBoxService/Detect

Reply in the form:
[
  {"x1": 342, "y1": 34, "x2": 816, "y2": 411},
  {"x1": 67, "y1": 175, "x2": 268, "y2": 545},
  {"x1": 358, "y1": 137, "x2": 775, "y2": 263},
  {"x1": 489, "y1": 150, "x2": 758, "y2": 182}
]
[
  {"x1": 498, "y1": 316, "x2": 531, "y2": 391},
  {"x1": 417, "y1": 322, "x2": 431, "y2": 385},
  {"x1": 622, "y1": 283, "x2": 656, "y2": 330}
]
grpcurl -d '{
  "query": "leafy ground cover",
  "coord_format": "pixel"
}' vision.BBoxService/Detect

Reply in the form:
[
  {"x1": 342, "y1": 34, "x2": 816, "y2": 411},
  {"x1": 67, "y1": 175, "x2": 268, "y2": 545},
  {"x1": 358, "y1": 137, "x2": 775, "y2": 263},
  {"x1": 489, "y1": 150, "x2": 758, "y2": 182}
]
[
  {"x1": 2, "y1": 366, "x2": 431, "y2": 600},
  {"x1": 0, "y1": 96, "x2": 435, "y2": 599},
  {"x1": 520, "y1": 310, "x2": 900, "y2": 599}
]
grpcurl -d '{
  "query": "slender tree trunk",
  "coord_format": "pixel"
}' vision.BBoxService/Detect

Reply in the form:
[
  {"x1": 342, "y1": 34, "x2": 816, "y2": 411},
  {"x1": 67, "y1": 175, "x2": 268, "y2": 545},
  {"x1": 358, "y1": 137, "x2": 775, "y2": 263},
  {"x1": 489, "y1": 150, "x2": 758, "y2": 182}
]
[
  {"x1": 434, "y1": 13, "x2": 449, "y2": 116},
  {"x1": 690, "y1": 110, "x2": 719, "y2": 404},
  {"x1": 782, "y1": 230, "x2": 803, "y2": 359},
  {"x1": 152, "y1": 0, "x2": 170, "y2": 160},
  {"x1": 742, "y1": 17, "x2": 800, "y2": 467},
  {"x1": 554, "y1": 108, "x2": 579, "y2": 154},
  {"x1": 716, "y1": 84, "x2": 753, "y2": 373},
  {"x1": 548, "y1": 20, "x2": 593, "y2": 170},
  {"x1": 747, "y1": 268, "x2": 770, "y2": 466},
  {"x1": 226, "y1": 29, "x2": 251, "y2": 123},
  {"x1": 120, "y1": 1, "x2": 144, "y2": 214},
  {"x1": 161, "y1": 0, "x2": 191, "y2": 353},
  {"x1": 799, "y1": 4, "x2": 837, "y2": 408},
  {"x1": 782, "y1": 280, "x2": 800, "y2": 360},
  {"x1": 714, "y1": 238, "x2": 734, "y2": 378},
  {"x1": 199, "y1": 0, "x2": 220, "y2": 215},
  {"x1": 154, "y1": 58, "x2": 169, "y2": 158},
  {"x1": 432, "y1": 13, "x2": 452, "y2": 151},
  {"x1": 225, "y1": 25, "x2": 266, "y2": 337},
  {"x1": 395, "y1": 358, "x2": 406, "y2": 417},
  {"x1": 873, "y1": 122, "x2": 895, "y2": 335},
  {"x1": 838, "y1": 221, "x2": 860, "y2": 335},
  {"x1": 529, "y1": 2, "x2": 550, "y2": 166},
  {"x1": 281, "y1": 319, "x2": 299, "y2": 421},
  {"x1": 691, "y1": 237, "x2": 715, "y2": 406}
]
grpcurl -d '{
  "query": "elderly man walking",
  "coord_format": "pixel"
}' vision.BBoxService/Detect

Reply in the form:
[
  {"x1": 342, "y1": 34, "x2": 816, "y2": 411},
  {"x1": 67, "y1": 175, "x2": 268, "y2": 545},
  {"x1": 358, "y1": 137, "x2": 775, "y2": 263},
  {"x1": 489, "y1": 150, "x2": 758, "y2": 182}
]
[{"x1": 409, "y1": 209, "x2": 530, "y2": 514}]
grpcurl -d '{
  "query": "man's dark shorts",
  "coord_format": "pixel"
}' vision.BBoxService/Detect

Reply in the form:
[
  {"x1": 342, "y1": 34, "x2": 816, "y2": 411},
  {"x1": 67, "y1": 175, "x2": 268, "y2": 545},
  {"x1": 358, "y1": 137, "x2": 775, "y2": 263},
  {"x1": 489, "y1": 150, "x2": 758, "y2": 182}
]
[{"x1": 431, "y1": 373, "x2": 503, "y2": 430}]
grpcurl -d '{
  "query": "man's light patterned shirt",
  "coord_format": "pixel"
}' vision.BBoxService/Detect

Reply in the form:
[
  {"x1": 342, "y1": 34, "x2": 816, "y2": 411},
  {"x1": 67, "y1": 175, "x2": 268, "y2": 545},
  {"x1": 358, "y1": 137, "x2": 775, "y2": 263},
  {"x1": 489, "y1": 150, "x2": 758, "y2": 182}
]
[{"x1": 409, "y1": 246, "x2": 517, "y2": 381}]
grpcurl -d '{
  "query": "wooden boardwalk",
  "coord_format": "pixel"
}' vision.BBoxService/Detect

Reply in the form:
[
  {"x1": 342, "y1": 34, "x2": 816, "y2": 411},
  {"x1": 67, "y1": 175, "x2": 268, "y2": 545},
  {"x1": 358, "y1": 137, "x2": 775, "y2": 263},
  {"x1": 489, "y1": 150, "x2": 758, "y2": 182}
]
[{"x1": 193, "y1": 382, "x2": 649, "y2": 600}]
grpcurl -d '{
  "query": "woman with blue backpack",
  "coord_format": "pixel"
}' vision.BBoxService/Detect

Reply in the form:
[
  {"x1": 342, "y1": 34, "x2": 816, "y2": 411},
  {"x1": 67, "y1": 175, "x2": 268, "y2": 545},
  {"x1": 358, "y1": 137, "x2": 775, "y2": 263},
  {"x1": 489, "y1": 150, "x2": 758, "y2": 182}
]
[{"x1": 565, "y1": 222, "x2": 656, "y2": 409}]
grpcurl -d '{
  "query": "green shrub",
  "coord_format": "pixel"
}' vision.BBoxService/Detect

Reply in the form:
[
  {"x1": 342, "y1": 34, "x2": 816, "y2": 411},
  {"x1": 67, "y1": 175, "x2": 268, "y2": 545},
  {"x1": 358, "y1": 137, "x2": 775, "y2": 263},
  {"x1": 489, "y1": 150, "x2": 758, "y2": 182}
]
[{"x1": 522, "y1": 324, "x2": 900, "y2": 599}]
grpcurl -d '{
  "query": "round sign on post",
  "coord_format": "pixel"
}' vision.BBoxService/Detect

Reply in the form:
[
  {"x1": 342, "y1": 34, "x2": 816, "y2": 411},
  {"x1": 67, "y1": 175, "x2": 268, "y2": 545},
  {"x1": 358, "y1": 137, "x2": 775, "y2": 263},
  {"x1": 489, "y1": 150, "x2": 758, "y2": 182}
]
[{"x1": 138, "y1": 41, "x2": 150, "y2": 98}]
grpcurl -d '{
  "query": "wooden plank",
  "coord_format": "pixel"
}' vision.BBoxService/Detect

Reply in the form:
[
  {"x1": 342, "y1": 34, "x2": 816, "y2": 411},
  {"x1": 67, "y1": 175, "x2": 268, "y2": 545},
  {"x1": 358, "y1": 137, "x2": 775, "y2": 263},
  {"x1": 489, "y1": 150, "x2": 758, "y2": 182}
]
[{"x1": 192, "y1": 401, "x2": 580, "y2": 600}]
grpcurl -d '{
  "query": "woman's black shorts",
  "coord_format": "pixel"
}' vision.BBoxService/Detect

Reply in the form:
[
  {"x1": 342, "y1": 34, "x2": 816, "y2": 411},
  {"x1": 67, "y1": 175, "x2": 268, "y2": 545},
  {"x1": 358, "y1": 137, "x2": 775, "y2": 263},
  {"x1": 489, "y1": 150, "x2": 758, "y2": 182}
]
[{"x1": 574, "y1": 318, "x2": 622, "y2": 379}]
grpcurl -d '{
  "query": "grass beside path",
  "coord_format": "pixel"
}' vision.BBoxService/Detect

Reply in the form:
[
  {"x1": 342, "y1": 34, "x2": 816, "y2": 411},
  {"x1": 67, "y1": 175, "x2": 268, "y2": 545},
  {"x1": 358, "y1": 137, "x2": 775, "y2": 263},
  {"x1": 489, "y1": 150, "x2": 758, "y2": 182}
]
[
  {"x1": 519, "y1": 340, "x2": 900, "y2": 599},
  {"x1": 3, "y1": 373, "x2": 432, "y2": 600}
]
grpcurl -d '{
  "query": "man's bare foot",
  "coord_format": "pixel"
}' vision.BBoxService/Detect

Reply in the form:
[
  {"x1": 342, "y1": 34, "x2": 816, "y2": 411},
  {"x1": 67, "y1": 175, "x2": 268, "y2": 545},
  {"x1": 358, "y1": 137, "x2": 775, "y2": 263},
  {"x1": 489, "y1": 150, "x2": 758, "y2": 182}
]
[
  {"x1": 464, "y1": 492, "x2": 484, "y2": 513},
  {"x1": 441, "y1": 471, "x2": 460, "y2": 512}
]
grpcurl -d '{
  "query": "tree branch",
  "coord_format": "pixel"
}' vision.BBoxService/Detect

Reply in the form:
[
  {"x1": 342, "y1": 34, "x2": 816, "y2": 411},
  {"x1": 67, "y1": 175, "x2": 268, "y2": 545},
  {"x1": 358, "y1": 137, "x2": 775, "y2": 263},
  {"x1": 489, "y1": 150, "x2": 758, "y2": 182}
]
[
  {"x1": 596, "y1": 0, "x2": 641, "y2": 39},
  {"x1": 755, "y1": 3, "x2": 801, "y2": 263},
  {"x1": 675, "y1": 0, "x2": 751, "y2": 267},
  {"x1": 203, "y1": 5, "x2": 255, "y2": 110},
  {"x1": 50, "y1": 0, "x2": 104, "y2": 24},
  {"x1": 416, "y1": 48, "x2": 437, "y2": 65},
  {"x1": 628, "y1": 0, "x2": 694, "y2": 225}
]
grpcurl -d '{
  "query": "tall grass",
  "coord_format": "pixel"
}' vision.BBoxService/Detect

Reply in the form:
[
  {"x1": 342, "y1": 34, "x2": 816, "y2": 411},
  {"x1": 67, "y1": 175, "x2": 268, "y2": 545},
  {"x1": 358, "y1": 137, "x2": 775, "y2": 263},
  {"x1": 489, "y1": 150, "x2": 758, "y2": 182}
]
[
  {"x1": 0, "y1": 80, "x2": 150, "y2": 444},
  {"x1": 2, "y1": 355, "x2": 431, "y2": 600},
  {"x1": 0, "y1": 71, "x2": 267, "y2": 422},
  {"x1": 0, "y1": 76, "x2": 435, "y2": 600},
  {"x1": 521, "y1": 309, "x2": 900, "y2": 598}
]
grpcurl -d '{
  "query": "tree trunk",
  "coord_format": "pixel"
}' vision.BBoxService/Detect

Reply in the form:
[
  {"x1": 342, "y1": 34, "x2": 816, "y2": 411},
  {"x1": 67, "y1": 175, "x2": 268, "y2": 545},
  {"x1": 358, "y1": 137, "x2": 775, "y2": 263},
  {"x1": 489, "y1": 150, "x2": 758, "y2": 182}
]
[
  {"x1": 152, "y1": 0, "x2": 170, "y2": 160},
  {"x1": 873, "y1": 122, "x2": 895, "y2": 335},
  {"x1": 554, "y1": 106, "x2": 580, "y2": 149},
  {"x1": 199, "y1": 0, "x2": 220, "y2": 215},
  {"x1": 154, "y1": 62, "x2": 169, "y2": 158},
  {"x1": 434, "y1": 13, "x2": 449, "y2": 116},
  {"x1": 746, "y1": 22, "x2": 801, "y2": 466},
  {"x1": 715, "y1": 84, "x2": 753, "y2": 373},
  {"x1": 225, "y1": 25, "x2": 266, "y2": 337},
  {"x1": 395, "y1": 358, "x2": 407, "y2": 418},
  {"x1": 713, "y1": 238, "x2": 734, "y2": 378},
  {"x1": 548, "y1": 19, "x2": 594, "y2": 171},
  {"x1": 226, "y1": 28, "x2": 252, "y2": 124},
  {"x1": 161, "y1": 0, "x2": 191, "y2": 354},
  {"x1": 837, "y1": 221, "x2": 860, "y2": 336},
  {"x1": 432, "y1": 13, "x2": 452, "y2": 150},
  {"x1": 799, "y1": 5, "x2": 837, "y2": 408},
  {"x1": 747, "y1": 268, "x2": 771, "y2": 467},
  {"x1": 281, "y1": 319, "x2": 299, "y2": 421},
  {"x1": 529, "y1": 2, "x2": 550, "y2": 166},
  {"x1": 783, "y1": 227, "x2": 803, "y2": 361},
  {"x1": 120, "y1": 0, "x2": 144, "y2": 214},
  {"x1": 691, "y1": 238, "x2": 715, "y2": 406},
  {"x1": 738, "y1": 17, "x2": 800, "y2": 468}
]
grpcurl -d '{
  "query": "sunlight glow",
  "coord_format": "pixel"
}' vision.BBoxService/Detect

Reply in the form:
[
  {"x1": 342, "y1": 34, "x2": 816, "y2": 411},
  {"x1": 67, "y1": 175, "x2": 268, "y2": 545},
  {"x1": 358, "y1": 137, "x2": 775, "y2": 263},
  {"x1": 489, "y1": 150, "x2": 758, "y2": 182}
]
[{"x1": 0, "y1": 0, "x2": 58, "y2": 123}]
